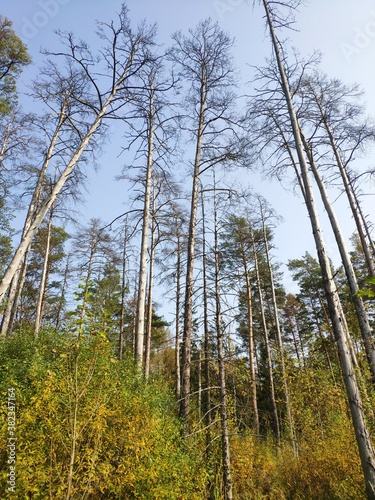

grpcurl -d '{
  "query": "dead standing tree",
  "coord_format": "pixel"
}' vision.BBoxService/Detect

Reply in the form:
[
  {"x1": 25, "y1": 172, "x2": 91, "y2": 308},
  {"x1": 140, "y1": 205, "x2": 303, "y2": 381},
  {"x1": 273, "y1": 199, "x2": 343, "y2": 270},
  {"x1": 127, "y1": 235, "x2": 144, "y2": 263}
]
[
  {"x1": 168, "y1": 19, "x2": 243, "y2": 432},
  {"x1": 0, "y1": 5, "x2": 156, "y2": 307},
  {"x1": 259, "y1": 1, "x2": 375, "y2": 496}
]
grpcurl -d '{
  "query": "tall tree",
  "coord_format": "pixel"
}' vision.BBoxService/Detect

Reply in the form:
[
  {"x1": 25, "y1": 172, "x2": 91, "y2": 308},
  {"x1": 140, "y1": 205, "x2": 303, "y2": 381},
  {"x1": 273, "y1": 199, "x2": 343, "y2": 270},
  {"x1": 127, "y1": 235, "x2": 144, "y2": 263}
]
[
  {"x1": 0, "y1": 5, "x2": 156, "y2": 305},
  {"x1": 221, "y1": 214, "x2": 260, "y2": 436},
  {"x1": 168, "y1": 19, "x2": 242, "y2": 431},
  {"x1": 259, "y1": 1, "x2": 375, "y2": 495},
  {"x1": 212, "y1": 183, "x2": 233, "y2": 500},
  {"x1": 129, "y1": 59, "x2": 176, "y2": 368}
]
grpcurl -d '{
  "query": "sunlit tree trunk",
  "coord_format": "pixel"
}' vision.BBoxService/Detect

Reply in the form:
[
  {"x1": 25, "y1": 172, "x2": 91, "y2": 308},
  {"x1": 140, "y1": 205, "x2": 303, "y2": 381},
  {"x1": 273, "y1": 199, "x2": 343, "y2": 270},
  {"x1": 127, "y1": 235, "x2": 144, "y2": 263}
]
[
  {"x1": 175, "y1": 233, "x2": 182, "y2": 401},
  {"x1": 144, "y1": 191, "x2": 156, "y2": 379},
  {"x1": 201, "y1": 191, "x2": 212, "y2": 449},
  {"x1": 35, "y1": 204, "x2": 54, "y2": 335},
  {"x1": 302, "y1": 134, "x2": 375, "y2": 382},
  {"x1": 252, "y1": 228, "x2": 280, "y2": 441},
  {"x1": 262, "y1": 1, "x2": 375, "y2": 494},
  {"x1": 135, "y1": 89, "x2": 154, "y2": 368},
  {"x1": 213, "y1": 186, "x2": 233, "y2": 500},
  {"x1": 119, "y1": 221, "x2": 128, "y2": 361},
  {"x1": 180, "y1": 98, "x2": 204, "y2": 430},
  {"x1": 240, "y1": 239, "x2": 259, "y2": 437},
  {"x1": 259, "y1": 201, "x2": 295, "y2": 448}
]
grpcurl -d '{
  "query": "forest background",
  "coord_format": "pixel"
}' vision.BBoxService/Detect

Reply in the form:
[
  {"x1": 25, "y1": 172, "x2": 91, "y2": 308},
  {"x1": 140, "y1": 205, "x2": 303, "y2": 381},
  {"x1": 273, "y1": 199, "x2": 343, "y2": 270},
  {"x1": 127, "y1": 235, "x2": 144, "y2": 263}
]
[{"x1": 1, "y1": 1, "x2": 375, "y2": 499}]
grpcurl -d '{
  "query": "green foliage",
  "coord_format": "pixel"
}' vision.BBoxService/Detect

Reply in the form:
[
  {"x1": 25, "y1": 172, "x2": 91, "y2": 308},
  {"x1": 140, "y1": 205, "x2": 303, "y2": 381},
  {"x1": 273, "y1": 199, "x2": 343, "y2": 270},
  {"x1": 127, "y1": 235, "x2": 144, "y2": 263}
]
[
  {"x1": 357, "y1": 276, "x2": 375, "y2": 299},
  {"x1": 0, "y1": 329, "x2": 207, "y2": 498},
  {"x1": 0, "y1": 16, "x2": 30, "y2": 115},
  {"x1": 19, "y1": 224, "x2": 69, "y2": 326},
  {"x1": 230, "y1": 365, "x2": 366, "y2": 499}
]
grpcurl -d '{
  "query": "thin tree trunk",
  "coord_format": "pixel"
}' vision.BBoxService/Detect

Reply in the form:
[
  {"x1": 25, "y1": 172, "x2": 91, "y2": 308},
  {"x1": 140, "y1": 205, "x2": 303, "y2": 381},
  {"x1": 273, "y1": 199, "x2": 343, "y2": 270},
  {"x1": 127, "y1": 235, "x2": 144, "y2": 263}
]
[
  {"x1": 175, "y1": 233, "x2": 182, "y2": 401},
  {"x1": 119, "y1": 222, "x2": 128, "y2": 361},
  {"x1": 201, "y1": 191, "x2": 212, "y2": 450},
  {"x1": 303, "y1": 135, "x2": 375, "y2": 382},
  {"x1": 260, "y1": 201, "x2": 295, "y2": 448},
  {"x1": 35, "y1": 205, "x2": 54, "y2": 335},
  {"x1": 180, "y1": 82, "x2": 206, "y2": 432},
  {"x1": 241, "y1": 247, "x2": 259, "y2": 437},
  {"x1": 252, "y1": 229, "x2": 280, "y2": 442},
  {"x1": 213, "y1": 186, "x2": 233, "y2": 500},
  {"x1": 6, "y1": 248, "x2": 31, "y2": 334},
  {"x1": 144, "y1": 195, "x2": 156, "y2": 379},
  {"x1": 262, "y1": 2, "x2": 375, "y2": 494},
  {"x1": 135, "y1": 90, "x2": 154, "y2": 368}
]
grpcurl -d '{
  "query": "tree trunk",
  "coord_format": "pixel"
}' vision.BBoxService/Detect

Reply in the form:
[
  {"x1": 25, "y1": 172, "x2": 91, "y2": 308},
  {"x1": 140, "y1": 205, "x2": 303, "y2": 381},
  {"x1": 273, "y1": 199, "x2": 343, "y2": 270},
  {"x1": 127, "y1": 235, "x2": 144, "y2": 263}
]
[
  {"x1": 252, "y1": 228, "x2": 280, "y2": 442},
  {"x1": 135, "y1": 90, "x2": 154, "y2": 368},
  {"x1": 240, "y1": 245, "x2": 259, "y2": 437},
  {"x1": 144, "y1": 193, "x2": 156, "y2": 379},
  {"x1": 175, "y1": 233, "x2": 182, "y2": 401},
  {"x1": 302, "y1": 135, "x2": 375, "y2": 382},
  {"x1": 261, "y1": 2, "x2": 375, "y2": 495},
  {"x1": 213, "y1": 186, "x2": 233, "y2": 500},
  {"x1": 35, "y1": 205, "x2": 54, "y2": 335},
  {"x1": 119, "y1": 222, "x2": 129, "y2": 361},
  {"x1": 180, "y1": 83, "x2": 206, "y2": 432},
  {"x1": 260, "y1": 201, "x2": 296, "y2": 449},
  {"x1": 201, "y1": 190, "x2": 212, "y2": 450}
]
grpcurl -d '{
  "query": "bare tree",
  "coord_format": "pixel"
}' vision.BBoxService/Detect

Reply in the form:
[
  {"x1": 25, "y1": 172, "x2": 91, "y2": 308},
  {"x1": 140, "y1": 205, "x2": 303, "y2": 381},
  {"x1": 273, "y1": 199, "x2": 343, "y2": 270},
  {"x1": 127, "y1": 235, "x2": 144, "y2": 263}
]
[
  {"x1": 259, "y1": 1, "x2": 375, "y2": 496},
  {"x1": 168, "y1": 19, "x2": 243, "y2": 431},
  {"x1": 0, "y1": 5, "x2": 156, "y2": 307}
]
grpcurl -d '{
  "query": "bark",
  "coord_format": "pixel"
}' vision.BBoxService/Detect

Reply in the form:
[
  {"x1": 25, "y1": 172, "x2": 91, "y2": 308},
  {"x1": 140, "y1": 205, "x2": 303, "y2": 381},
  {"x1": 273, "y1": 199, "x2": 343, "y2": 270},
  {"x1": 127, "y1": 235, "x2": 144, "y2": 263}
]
[
  {"x1": 201, "y1": 191, "x2": 212, "y2": 448},
  {"x1": 144, "y1": 194, "x2": 156, "y2": 379},
  {"x1": 135, "y1": 89, "x2": 154, "y2": 368},
  {"x1": 260, "y1": 202, "x2": 295, "y2": 448},
  {"x1": 119, "y1": 222, "x2": 128, "y2": 361},
  {"x1": 35, "y1": 205, "x2": 54, "y2": 335},
  {"x1": 180, "y1": 82, "x2": 205, "y2": 431},
  {"x1": 262, "y1": 1, "x2": 375, "y2": 495},
  {"x1": 213, "y1": 187, "x2": 233, "y2": 500},
  {"x1": 0, "y1": 38, "x2": 140, "y2": 305},
  {"x1": 252, "y1": 228, "x2": 280, "y2": 442},
  {"x1": 302, "y1": 134, "x2": 375, "y2": 382},
  {"x1": 238, "y1": 233, "x2": 259, "y2": 437},
  {"x1": 175, "y1": 233, "x2": 182, "y2": 401}
]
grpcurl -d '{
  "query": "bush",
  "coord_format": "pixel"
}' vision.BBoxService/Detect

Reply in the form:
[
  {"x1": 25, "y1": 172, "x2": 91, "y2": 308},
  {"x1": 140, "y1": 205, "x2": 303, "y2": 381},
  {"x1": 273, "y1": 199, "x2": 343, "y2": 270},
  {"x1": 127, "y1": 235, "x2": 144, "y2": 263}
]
[{"x1": 0, "y1": 329, "x2": 207, "y2": 498}]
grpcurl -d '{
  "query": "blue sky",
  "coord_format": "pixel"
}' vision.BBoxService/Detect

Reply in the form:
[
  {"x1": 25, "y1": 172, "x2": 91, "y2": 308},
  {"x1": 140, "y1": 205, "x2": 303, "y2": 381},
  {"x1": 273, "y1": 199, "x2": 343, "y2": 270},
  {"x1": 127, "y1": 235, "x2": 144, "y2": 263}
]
[{"x1": 3, "y1": 0, "x2": 375, "y2": 298}]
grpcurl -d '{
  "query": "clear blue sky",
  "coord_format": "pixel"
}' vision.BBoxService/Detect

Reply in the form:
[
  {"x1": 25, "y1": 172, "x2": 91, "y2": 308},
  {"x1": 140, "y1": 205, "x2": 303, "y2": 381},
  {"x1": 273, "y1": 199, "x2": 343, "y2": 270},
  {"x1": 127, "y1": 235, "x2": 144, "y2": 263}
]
[{"x1": 3, "y1": 0, "x2": 375, "y2": 296}]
